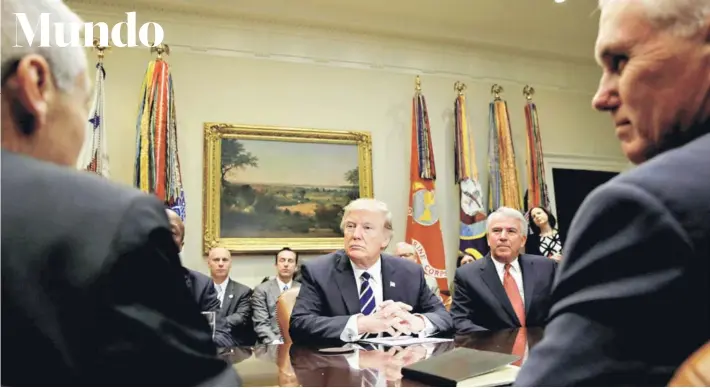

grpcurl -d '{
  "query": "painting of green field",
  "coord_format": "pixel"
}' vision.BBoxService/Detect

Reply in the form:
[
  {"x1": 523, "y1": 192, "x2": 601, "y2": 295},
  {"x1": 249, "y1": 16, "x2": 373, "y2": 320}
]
[{"x1": 219, "y1": 138, "x2": 360, "y2": 238}]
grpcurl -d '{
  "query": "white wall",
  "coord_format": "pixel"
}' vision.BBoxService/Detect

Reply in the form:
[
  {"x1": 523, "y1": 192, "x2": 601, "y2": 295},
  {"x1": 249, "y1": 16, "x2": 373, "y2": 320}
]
[{"x1": 71, "y1": 6, "x2": 627, "y2": 287}]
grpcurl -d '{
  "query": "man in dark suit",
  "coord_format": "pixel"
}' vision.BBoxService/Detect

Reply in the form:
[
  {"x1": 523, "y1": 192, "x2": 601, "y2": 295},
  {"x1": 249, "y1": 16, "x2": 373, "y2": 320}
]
[
  {"x1": 207, "y1": 246, "x2": 256, "y2": 346},
  {"x1": 0, "y1": 1, "x2": 239, "y2": 385},
  {"x1": 289, "y1": 198, "x2": 453, "y2": 343},
  {"x1": 516, "y1": 1, "x2": 710, "y2": 386},
  {"x1": 451, "y1": 207, "x2": 557, "y2": 333},
  {"x1": 166, "y1": 210, "x2": 238, "y2": 348}
]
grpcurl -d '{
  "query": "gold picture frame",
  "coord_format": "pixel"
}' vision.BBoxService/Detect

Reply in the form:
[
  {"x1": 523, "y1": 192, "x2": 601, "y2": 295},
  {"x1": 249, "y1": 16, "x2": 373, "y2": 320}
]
[{"x1": 203, "y1": 123, "x2": 374, "y2": 254}]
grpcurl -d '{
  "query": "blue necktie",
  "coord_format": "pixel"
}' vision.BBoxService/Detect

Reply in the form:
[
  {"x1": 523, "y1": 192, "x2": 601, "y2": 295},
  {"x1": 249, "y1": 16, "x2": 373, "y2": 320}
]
[{"x1": 359, "y1": 272, "x2": 375, "y2": 315}]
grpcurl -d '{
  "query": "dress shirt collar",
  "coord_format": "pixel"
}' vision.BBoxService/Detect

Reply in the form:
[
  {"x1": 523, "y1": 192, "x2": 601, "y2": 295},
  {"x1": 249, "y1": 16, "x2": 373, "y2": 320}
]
[
  {"x1": 276, "y1": 277, "x2": 293, "y2": 291},
  {"x1": 349, "y1": 256, "x2": 382, "y2": 285},
  {"x1": 491, "y1": 255, "x2": 521, "y2": 275}
]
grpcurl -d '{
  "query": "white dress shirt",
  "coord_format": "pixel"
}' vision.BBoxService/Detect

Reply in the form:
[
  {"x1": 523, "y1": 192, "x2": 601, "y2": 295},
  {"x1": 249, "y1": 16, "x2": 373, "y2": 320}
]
[
  {"x1": 491, "y1": 256, "x2": 525, "y2": 304},
  {"x1": 214, "y1": 278, "x2": 229, "y2": 307},
  {"x1": 340, "y1": 257, "x2": 435, "y2": 342},
  {"x1": 276, "y1": 278, "x2": 293, "y2": 293}
]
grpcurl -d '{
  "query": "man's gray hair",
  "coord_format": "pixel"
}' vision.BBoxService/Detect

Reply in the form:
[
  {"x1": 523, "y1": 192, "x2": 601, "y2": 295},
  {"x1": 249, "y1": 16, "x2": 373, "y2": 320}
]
[
  {"x1": 487, "y1": 207, "x2": 528, "y2": 234},
  {"x1": 339, "y1": 198, "x2": 393, "y2": 235},
  {"x1": 1, "y1": 0, "x2": 88, "y2": 91},
  {"x1": 599, "y1": 0, "x2": 710, "y2": 37}
]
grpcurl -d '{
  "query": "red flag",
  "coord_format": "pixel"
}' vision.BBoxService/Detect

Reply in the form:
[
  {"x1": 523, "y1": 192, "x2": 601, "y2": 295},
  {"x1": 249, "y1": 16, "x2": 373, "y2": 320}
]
[{"x1": 405, "y1": 79, "x2": 449, "y2": 303}]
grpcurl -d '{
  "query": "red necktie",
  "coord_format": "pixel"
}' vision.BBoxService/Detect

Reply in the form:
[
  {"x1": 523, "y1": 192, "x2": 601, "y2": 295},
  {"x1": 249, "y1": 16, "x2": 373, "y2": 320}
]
[
  {"x1": 503, "y1": 263, "x2": 526, "y2": 326},
  {"x1": 511, "y1": 328, "x2": 528, "y2": 366}
]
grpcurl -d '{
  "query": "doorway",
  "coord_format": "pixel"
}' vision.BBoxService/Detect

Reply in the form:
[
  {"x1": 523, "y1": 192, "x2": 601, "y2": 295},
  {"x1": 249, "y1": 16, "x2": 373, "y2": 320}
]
[{"x1": 551, "y1": 168, "x2": 619, "y2": 242}]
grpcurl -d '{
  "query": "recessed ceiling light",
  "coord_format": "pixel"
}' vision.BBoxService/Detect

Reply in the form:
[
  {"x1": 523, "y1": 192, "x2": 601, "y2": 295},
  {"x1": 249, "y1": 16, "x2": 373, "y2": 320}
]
[{"x1": 555, "y1": 0, "x2": 566, "y2": 3}]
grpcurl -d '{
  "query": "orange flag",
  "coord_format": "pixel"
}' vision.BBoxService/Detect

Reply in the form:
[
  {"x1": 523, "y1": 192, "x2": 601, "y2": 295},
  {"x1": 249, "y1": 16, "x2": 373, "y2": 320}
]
[{"x1": 405, "y1": 77, "x2": 449, "y2": 302}]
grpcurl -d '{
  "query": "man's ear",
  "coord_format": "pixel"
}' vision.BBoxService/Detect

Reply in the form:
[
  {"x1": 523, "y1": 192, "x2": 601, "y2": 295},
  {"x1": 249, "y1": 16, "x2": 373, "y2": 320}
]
[{"x1": 11, "y1": 55, "x2": 54, "y2": 135}]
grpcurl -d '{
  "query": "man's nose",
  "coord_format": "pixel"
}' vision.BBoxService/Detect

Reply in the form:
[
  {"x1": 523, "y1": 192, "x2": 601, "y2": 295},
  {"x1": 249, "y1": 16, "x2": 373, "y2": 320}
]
[{"x1": 592, "y1": 74, "x2": 620, "y2": 112}]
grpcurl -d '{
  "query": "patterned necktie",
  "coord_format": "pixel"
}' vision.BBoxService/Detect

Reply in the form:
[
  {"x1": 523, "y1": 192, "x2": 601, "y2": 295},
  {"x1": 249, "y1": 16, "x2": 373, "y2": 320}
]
[
  {"x1": 503, "y1": 264, "x2": 526, "y2": 326},
  {"x1": 215, "y1": 284, "x2": 223, "y2": 307},
  {"x1": 359, "y1": 272, "x2": 375, "y2": 315}
]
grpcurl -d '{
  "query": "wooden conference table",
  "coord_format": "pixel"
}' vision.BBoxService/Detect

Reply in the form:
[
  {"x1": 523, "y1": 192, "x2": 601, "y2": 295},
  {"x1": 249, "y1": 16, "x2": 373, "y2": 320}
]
[{"x1": 220, "y1": 328, "x2": 543, "y2": 387}]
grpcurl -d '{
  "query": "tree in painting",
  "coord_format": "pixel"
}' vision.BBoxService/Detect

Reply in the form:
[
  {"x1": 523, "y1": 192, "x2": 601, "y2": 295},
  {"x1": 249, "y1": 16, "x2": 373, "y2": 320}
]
[{"x1": 219, "y1": 138, "x2": 358, "y2": 239}]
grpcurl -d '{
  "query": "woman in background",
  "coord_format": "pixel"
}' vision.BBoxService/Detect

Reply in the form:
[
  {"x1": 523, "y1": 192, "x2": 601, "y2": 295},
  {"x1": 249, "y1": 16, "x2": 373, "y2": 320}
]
[{"x1": 526, "y1": 207, "x2": 563, "y2": 261}]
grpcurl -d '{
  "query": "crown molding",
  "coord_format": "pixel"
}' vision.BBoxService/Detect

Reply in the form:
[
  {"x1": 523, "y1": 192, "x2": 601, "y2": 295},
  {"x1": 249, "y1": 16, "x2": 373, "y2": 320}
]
[{"x1": 66, "y1": 0, "x2": 601, "y2": 94}]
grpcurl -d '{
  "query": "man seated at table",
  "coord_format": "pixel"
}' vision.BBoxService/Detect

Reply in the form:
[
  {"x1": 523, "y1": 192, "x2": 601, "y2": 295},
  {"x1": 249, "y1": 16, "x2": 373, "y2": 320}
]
[
  {"x1": 289, "y1": 198, "x2": 453, "y2": 343},
  {"x1": 450, "y1": 207, "x2": 557, "y2": 333},
  {"x1": 394, "y1": 242, "x2": 440, "y2": 298}
]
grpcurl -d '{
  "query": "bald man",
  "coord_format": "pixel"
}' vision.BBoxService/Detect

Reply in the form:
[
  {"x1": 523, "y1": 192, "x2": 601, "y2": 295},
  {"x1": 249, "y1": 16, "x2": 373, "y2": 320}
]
[
  {"x1": 207, "y1": 247, "x2": 257, "y2": 346},
  {"x1": 165, "y1": 209, "x2": 236, "y2": 348},
  {"x1": 394, "y1": 242, "x2": 440, "y2": 297}
]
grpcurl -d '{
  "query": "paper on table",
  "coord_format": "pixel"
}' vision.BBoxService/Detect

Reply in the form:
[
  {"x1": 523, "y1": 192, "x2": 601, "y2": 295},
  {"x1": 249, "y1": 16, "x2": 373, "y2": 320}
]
[{"x1": 360, "y1": 335, "x2": 453, "y2": 346}]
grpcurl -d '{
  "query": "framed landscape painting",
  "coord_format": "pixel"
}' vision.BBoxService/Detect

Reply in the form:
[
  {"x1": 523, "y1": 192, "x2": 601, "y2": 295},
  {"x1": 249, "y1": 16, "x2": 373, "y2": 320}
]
[{"x1": 203, "y1": 123, "x2": 374, "y2": 254}]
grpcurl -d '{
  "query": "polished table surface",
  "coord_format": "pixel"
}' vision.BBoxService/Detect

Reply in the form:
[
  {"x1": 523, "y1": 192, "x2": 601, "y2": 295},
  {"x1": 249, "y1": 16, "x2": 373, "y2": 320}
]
[{"x1": 220, "y1": 328, "x2": 543, "y2": 387}]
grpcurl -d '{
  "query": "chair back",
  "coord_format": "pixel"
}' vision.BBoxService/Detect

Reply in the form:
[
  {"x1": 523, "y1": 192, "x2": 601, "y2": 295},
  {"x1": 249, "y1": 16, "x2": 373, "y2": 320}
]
[
  {"x1": 276, "y1": 286, "x2": 300, "y2": 344},
  {"x1": 669, "y1": 341, "x2": 710, "y2": 386}
]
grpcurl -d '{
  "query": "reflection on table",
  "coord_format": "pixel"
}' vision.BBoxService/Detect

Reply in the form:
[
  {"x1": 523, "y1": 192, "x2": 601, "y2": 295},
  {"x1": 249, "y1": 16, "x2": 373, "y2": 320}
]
[{"x1": 220, "y1": 327, "x2": 543, "y2": 387}]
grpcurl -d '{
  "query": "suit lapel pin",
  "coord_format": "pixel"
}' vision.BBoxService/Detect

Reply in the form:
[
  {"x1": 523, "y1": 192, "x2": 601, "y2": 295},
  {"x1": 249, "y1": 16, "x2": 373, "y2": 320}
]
[{"x1": 390, "y1": 281, "x2": 396, "y2": 287}]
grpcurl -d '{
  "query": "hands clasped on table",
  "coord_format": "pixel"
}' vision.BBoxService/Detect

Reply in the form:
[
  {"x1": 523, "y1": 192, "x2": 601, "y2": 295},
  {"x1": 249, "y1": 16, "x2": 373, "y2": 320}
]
[{"x1": 357, "y1": 300, "x2": 426, "y2": 337}]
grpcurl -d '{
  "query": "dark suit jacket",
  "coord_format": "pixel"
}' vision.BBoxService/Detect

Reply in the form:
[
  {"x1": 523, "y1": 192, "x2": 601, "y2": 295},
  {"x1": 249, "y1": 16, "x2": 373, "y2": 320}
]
[
  {"x1": 451, "y1": 254, "x2": 557, "y2": 333},
  {"x1": 185, "y1": 269, "x2": 238, "y2": 348},
  {"x1": 218, "y1": 279, "x2": 257, "y2": 346},
  {"x1": 0, "y1": 151, "x2": 239, "y2": 386},
  {"x1": 289, "y1": 250, "x2": 453, "y2": 343},
  {"x1": 515, "y1": 132, "x2": 710, "y2": 386}
]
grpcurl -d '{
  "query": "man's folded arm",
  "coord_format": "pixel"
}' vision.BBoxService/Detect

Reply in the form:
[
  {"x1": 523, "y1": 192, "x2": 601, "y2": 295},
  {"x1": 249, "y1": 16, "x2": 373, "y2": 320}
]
[
  {"x1": 515, "y1": 183, "x2": 694, "y2": 386},
  {"x1": 289, "y1": 265, "x2": 351, "y2": 342}
]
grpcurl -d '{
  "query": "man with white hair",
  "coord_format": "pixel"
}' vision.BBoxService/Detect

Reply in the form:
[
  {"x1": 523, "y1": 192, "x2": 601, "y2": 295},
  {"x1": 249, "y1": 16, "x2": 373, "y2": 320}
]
[
  {"x1": 0, "y1": 0, "x2": 239, "y2": 385},
  {"x1": 516, "y1": 0, "x2": 710, "y2": 385},
  {"x1": 450, "y1": 207, "x2": 557, "y2": 333},
  {"x1": 289, "y1": 198, "x2": 453, "y2": 343},
  {"x1": 394, "y1": 241, "x2": 441, "y2": 298}
]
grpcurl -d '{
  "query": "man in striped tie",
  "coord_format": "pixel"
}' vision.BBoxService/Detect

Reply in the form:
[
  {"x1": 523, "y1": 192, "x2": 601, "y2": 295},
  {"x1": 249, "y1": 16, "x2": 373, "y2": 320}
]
[{"x1": 289, "y1": 198, "x2": 453, "y2": 344}]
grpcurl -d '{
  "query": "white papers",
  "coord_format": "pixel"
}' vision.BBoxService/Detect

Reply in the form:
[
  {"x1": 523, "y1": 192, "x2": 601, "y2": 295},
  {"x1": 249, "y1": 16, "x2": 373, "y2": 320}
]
[
  {"x1": 459, "y1": 364, "x2": 520, "y2": 387},
  {"x1": 360, "y1": 335, "x2": 453, "y2": 346}
]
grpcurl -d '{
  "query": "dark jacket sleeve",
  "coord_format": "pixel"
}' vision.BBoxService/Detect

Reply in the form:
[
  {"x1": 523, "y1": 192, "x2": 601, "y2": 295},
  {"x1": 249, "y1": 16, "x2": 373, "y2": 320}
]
[
  {"x1": 289, "y1": 264, "x2": 350, "y2": 343},
  {"x1": 450, "y1": 267, "x2": 489, "y2": 333},
  {"x1": 91, "y1": 195, "x2": 240, "y2": 386},
  {"x1": 225, "y1": 287, "x2": 253, "y2": 328},
  {"x1": 515, "y1": 182, "x2": 696, "y2": 386}
]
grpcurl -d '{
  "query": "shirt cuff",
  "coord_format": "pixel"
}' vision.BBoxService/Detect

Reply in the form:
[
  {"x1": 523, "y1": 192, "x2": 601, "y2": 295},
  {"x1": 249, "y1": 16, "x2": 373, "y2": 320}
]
[
  {"x1": 340, "y1": 314, "x2": 365, "y2": 342},
  {"x1": 414, "y1": 314, "x2": 436, "y2": 338}
]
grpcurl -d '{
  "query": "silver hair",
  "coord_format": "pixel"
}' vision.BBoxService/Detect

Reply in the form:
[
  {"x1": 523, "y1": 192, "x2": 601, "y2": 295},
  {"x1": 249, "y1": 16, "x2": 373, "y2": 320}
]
[
  {"x1": 487, "y1": 207, "x2": 528, "y2": 234},
  {"x1": 1, "y1": 0, "x2": 88, "y2": 91},
  {"x1": 599, "y1": 0, "x2": 710, "y2": 37},
  {"x1": 340, "y1": 198, "x2": 393, "y2": 235}
]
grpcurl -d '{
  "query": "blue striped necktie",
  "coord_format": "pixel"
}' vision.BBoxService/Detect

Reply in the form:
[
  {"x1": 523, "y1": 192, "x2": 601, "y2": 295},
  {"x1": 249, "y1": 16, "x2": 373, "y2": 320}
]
[{"x1": 359, "y1": 272, "x2": 376, "y2": 315}]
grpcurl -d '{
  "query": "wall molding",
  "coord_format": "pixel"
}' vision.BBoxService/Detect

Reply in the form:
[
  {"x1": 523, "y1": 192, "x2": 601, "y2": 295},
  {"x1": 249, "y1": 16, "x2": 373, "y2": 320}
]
[
  {"x1": 543, "y1": 152, "x2": 630, "y2": 215},
  {"x1": 68, "y1": 2, "x2": 602, "y2": 95}
]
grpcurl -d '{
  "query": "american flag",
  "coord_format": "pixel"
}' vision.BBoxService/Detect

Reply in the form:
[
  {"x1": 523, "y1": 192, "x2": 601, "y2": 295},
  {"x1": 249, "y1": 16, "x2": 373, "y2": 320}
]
[{"x1": 79, "y1": 62, "x2": 109, "y2": 177}]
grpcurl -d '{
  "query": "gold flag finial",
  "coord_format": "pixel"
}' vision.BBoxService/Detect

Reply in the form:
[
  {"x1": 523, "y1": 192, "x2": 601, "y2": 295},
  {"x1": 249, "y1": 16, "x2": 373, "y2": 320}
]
[
  {"x1": 415, "y1": 75, "x2": 422, "y2": 93},
  {"x1": 454, "y1": 81, "x2": 467, "y2": 96},
  {"x1": 150, "y1": 43, "x2": 170, "y2": 60},
  {"x1": 523, "y1": 85, "x2": 535, "y2": 100},
  {"x1": 92, "y1": 39, "x2": 110, "y2": 63},
  {"x1": 491, "y1": 84, "x2": 504, "y2": 100}
]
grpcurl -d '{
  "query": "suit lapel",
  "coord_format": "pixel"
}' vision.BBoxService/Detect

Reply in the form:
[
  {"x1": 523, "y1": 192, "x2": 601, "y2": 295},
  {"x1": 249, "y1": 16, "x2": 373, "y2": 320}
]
[
  {"x1": 519, "y1": 255, "x2": 536, "y2": 315},
  {"x1": 334, "y1": 251, "x2": 360, "y2": 315},
  {"x1": 480, "y1": 255, "x2": 520, "y2": 325},
  {"x1": 268, "y1": 279, "x2": 281, "y2": 304},
  {"x1": 381, "y1": 255, "x2": 398, "y2": 301}
]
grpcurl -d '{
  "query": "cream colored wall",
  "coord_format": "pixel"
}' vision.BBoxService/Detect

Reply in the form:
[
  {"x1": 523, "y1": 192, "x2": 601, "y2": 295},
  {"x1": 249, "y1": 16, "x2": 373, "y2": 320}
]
[{"x1": 73, "y1": 7, "x2": 626, "y2": 288}]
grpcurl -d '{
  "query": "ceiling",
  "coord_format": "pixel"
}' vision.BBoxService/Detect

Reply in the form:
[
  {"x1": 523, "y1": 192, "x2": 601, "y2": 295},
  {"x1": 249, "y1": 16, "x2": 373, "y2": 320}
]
[{"x1": 67, "y1": 0, "x2": 601, "y2": 62}]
